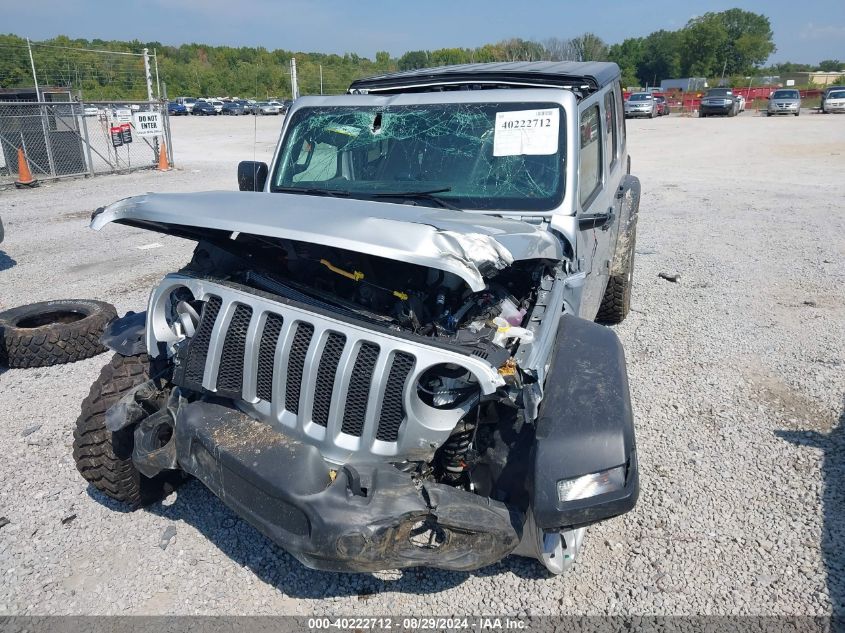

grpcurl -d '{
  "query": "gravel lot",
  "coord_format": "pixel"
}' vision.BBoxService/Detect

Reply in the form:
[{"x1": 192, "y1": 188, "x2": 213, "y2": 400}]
[{"x1": 0, "y1": 111, "x2": 843, "y2": 616}]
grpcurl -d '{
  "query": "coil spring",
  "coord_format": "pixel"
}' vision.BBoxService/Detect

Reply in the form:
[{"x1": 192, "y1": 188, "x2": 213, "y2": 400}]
[{"x1": 437, "y1": 416, "x2": 478, "y2": 484}]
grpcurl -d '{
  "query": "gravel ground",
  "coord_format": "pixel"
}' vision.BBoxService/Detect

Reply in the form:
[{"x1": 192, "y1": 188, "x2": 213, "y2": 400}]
[{"x1": 0, "y1": 111, "x2": 843, "y2": 616}]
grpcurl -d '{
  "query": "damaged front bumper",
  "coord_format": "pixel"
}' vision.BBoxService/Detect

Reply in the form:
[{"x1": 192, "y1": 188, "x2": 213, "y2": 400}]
[{"x1": 170, "y1": 400, "x2": 522, "y2": 572}]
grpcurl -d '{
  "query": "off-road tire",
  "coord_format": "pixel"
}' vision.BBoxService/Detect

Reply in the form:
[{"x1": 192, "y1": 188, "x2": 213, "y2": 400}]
[
  {"x1": 0, "y1": 299, "x2": 116, "y2": 368},
  {"x1": 72, "y1": 353, "x2": 176, "y2": 506},
  {"x1": 596, "y1": 230, "x2": 636, "y2": 325}
]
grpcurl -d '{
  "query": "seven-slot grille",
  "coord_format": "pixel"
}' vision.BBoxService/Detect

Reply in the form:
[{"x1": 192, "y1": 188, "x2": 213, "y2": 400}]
[{"x1": 179, "y1": 295, "x2": 417, "y2": 444}]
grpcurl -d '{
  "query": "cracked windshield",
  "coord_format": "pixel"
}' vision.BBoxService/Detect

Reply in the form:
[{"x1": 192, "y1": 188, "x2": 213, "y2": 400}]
[{"x1": 272, "y1": 102, "x2": 566, "y2": 211}]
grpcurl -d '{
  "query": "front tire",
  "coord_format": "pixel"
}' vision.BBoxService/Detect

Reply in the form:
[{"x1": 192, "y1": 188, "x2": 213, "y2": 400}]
[
  {"x1": 596, "y1": 228, "x2": 636, "y2": 325},
  {"x1": 72, "y1": 353, "x2": 176, "y2": 506}
]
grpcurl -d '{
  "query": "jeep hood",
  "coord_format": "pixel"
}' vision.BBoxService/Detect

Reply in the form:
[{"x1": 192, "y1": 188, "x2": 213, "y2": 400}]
[{"x1": 91, "y1": 191, "x2": 562, "y2": 291}]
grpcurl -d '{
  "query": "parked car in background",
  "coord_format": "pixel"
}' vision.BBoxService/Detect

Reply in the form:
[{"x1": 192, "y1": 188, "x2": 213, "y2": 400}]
[
  {"x1": 192, "y1": 101, "x2": 217, "y2": 116},
  {"x1": 177, "y1": 97, "x2": 197, "y2": 113},
  {"x1": 767, "y1": 89, "x2": 801, "y2": 117},
  {"x1": 820, "y1": 86, "x2": 845, "y2": 113},
  {"x1": 256, "y1": 101, "x2": 281, "y2": 115},
  {"x1": 624, "y1": 92, "x2": 657, "y2": 118},
  {"x1": 221, "y1": 101, "x2": 245, "y2": 115},
  {"x1": 83, "y1": 105, "x2": 99, "y2": 117},
  {"x1": 653, "y1": 95, "x2": 670, "y2": 116},
  {"x1": 699, "y1": 88, "x2": 739, "y2": 117},
  {"x1": 821, "y1": 89, "x2": 845, "y2": 114},
  {"x1": 167, "y1": 101, "x2": 188, "y2": 116},
  {"x1": 210, "y1": 100, "x2": 225, "y2": 114}
]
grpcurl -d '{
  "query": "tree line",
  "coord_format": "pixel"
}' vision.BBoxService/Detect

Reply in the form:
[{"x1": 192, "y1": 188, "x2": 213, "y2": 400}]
[{"x1": 0, "y1": 9, "x2": 839, "y2": 101}]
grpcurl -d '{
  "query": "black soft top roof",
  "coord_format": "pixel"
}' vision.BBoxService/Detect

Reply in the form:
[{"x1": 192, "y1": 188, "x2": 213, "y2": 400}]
[{"x1": 349, "y1": 61, "x2": 620, "y2": 97}]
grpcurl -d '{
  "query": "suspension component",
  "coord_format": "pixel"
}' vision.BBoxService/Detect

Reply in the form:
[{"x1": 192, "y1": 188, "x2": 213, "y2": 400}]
[{"x1": 436, "y1": 415, "x2": 478, "y2": 485}]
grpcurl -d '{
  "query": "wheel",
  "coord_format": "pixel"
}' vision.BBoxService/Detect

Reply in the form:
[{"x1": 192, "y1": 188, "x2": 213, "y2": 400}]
[
  {"x1": 649, "y1": 109, "x2": 656, "y2": 118},
  {"x1": 73, "y1": 353, "x2": 178, "y2": 506},
  {"x1": 766, "y1": 112, "x2": 771, "y2": 117},
  {"x1": 0, "y1": 300, "x2": 116, "y2": 368},
  {"x1": 596, "y1": 228, "x2": 636, "y2": 325},
  {"x1": 795, "y1": 111, "x2": 800, "y2": 117},
  {"x1": 699, "y1": 111, "x2": 706, "y2": 118}
]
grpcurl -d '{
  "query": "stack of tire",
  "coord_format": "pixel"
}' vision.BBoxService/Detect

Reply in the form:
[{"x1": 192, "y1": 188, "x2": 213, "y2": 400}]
[{"x1": 0, "y1": 299, "x2": 116, "y2": 368}]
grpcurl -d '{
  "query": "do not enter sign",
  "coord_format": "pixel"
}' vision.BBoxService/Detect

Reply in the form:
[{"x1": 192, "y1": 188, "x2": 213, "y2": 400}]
[{"x1": 132, "y1": 111, "x2": 163, "y2": 137}]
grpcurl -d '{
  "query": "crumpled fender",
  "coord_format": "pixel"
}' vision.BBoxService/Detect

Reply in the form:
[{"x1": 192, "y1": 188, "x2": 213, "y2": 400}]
[{"x1": 100, "y1": 310, "x2": 147, "y2": 356}]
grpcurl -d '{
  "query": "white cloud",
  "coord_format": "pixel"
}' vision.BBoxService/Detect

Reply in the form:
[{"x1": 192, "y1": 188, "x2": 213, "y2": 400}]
[{"x1": 800, "y1": 23, "x2": 845, "y2": 40}]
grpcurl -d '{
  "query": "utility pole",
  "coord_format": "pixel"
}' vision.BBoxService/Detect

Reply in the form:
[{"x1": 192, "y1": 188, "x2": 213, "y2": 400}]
[
  {"x1": 320, "y1": 64, "x2": 323, "y2": 95},
  {"x1": 290, "y1": 58, "x2": 299, "y2": 99},
  {"x1": 27, "y1": 38, "x2": 40, "y2": 101},
  {"x1": 153, "y1": 48, "x2": 161, "y2": 100},
  {"x1": 720, "y1": 59, "x2": 728, "y2": 86},
  {"x1": 143, "y1": 48, "x2": 154, "y2": 102}
]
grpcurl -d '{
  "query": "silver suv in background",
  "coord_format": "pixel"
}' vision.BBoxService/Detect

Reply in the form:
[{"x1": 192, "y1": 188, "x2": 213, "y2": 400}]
[
  {"x1": 699, "y1": 88, "x2": 739, "y2": 117},
  {"x1": 624, "y1": 92, "x2": 657, "y2": 118},
  {"x1": 767, "y1": 89, "x2": 801, "y2": 117}
]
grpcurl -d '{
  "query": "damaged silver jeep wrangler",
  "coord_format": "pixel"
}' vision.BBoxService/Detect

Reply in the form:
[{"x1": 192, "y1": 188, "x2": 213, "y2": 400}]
[{"x1": 75, "y1": 62, "x2": 640, "y2": 574}]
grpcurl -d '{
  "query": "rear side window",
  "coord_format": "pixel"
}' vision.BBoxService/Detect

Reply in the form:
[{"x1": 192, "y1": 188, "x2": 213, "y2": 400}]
[
  {"x1": 579, "y1": 105, "x2": 602, "y2": 208},
  {"x1": 616, "y1": 83, "x2": 626, "y2": 151},
  {"x1": 604, "y1": 90, "x2": 618, "y2": 170}
]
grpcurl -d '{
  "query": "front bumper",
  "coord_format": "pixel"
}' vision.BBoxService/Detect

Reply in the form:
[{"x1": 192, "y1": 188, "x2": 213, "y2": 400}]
[
  {"x1": 625, "y1": 108, "x2": 652, "y2": 117},
  {"x1": 768, "y1": 105, "x2": 799, "y2": 115},
  {"x1": 172, "y1": 400, "x2": 522, "y2": 572},
  {"x1": 700, "y1": 104, "x2": 733, "y2": 115}
]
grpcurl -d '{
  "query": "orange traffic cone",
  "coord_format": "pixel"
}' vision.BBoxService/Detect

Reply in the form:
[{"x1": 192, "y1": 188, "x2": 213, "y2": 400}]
[
  {"x1": 157, "y1": 141, "x2": 170, "y2": 171},
  {"x1": 14, "y1": 147, "x2": 38, "y2": 188}
]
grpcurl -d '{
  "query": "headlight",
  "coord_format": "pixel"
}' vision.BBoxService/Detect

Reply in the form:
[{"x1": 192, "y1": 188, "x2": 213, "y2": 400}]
[{"x1": 557, "y1": 466, "x2": 626, "y2": 502}]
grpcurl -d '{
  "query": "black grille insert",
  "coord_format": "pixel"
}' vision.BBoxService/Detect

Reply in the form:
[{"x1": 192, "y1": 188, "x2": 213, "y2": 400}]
[
  {"x1": 184, "y1": 295, "x2": 222, "y2": 386},
  {"x1": 312, "y1": 332, "x2": 347, "y2": 427},
  {"x1": 216, "y1": 304, "x2": 253, "y2": 396},
  {"x1": 256, "y1": 313, "x2": 284, "y2": 403},
  {"x1": 341, "y1": 343, "x2": 380, "y2": 437},
  {"x1": 285, "y1": 323, "x2": 314, "y2": 414},
  {"x1": 376, "y1": 352, "x2": 415, "y2": 442}
]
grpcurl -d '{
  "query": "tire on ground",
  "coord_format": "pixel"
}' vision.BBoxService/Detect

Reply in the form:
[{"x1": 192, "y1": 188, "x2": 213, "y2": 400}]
[
  {"x1": 0, "y1": 299, "x2": 116, "y2": 368},
  {"x1": 72, "y1": 353, "x2": 177, "y2": 506},
  {"x1": 596, "y1": 229, "x2": 636, "y2": 325}
]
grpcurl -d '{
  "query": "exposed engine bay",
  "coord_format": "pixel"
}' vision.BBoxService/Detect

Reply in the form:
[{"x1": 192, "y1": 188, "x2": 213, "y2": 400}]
[
  {"x1": 183, "y1": 234, "x2": 553, "y2": 356},
  {"x1": 143, "y1": 233, "x2": 560, "y2": 499}
]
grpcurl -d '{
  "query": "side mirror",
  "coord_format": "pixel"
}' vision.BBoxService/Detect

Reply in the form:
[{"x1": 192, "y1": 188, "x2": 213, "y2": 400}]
[{"x1": 237, "y1": 161, "x2": 268, "y2": 191}]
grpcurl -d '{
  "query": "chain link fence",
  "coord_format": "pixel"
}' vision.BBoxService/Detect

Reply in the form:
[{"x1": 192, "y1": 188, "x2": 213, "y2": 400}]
[{"x1": 0, "y1": 100, "x2": 172, "y2": 188}]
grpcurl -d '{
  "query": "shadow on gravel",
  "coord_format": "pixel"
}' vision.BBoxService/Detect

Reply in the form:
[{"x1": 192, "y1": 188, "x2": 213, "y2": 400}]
[
  {"x1": 777, "y1": 396, "x2": 844, "y2": 615},
  {"x1": 80, "y1": 478, "x2": 550, "y2": 598},
  {"x1": 0, "y1": 250, "x2": 16, "y2": 272}
]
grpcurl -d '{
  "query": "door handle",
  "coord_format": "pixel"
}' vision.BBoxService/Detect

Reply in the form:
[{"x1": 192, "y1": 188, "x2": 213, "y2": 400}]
[{"x1": 578, "y1": 209, "x2": 613, "y2": 231}]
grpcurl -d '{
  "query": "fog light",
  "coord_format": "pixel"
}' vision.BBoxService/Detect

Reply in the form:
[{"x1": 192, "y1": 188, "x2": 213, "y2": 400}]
[{"x1": 557, "y1": 466, "x2": 625, "y2": 502}]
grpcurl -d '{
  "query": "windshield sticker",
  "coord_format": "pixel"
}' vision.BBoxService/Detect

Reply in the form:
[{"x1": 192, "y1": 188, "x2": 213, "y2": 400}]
[{"x1": 493, "y1": 109, "x2": 559, "y2": 157}]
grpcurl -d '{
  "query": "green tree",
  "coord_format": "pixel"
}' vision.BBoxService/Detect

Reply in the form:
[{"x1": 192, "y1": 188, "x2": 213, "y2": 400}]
[
  {"x1": 608, "y1": 37, "x2": 644, "y2": 87},
  {"x1": 818, "y1": 59, "x2": 843, "y2": 72},
  {"x1": 398, "y1": 50, "x2": 429, "y2": 70},
  {"x1": 637, "y1": 30, "x2": 681, "y2": 87}
]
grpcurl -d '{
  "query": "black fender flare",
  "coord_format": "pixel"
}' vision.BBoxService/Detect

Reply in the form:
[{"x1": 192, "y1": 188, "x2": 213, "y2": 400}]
[
  {"x1": 530, "y1": 314, "x2": 639, "y2": 529},
  {"x1": 100, "y1": 310, "x2": 147, "y2": 356}
]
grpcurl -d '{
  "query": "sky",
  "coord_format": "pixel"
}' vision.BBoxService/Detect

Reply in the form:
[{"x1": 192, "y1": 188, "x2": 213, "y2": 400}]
[{"x1": 1, "y1": 0, "x2": 843, "y2": 64}]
